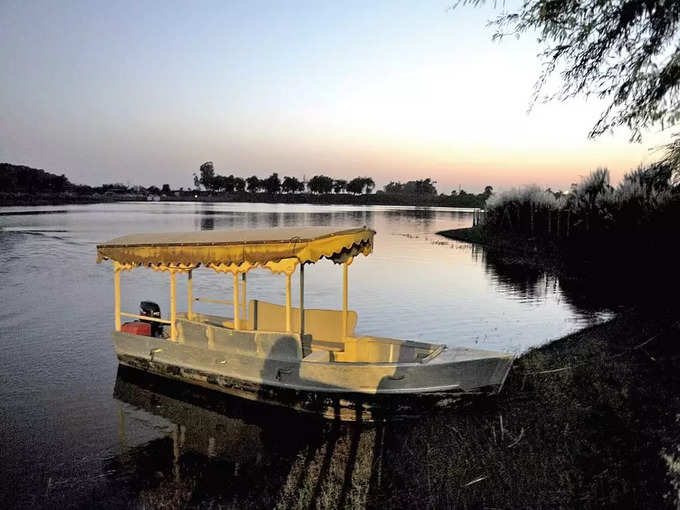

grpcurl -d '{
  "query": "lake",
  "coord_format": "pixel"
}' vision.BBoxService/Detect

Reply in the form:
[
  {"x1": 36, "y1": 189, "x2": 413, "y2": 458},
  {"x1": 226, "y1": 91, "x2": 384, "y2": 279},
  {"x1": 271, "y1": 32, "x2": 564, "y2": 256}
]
[{"x1": 0, "y1": 202, "x2": 614, "y2": 508}]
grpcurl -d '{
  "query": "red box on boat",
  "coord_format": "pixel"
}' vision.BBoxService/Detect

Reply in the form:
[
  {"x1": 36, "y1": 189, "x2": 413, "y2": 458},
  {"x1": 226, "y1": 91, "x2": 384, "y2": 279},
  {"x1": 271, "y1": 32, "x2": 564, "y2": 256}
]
[{"x1": 121, "y1": 321, "x2": 151, "y2": 336}]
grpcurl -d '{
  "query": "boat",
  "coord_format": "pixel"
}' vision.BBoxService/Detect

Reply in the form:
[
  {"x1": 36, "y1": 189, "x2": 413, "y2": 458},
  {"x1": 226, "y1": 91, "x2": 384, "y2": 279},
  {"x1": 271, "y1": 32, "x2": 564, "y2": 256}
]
[{"x1": 97, "y1": 226, "x2": 513, "y2": 420}]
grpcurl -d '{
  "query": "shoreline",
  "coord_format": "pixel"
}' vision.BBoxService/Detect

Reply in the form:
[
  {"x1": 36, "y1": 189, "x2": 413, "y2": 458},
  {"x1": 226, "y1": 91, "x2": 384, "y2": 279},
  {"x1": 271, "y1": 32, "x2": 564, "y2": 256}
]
[
  {"x1": 376, "y1": 304, "x2": 680, "y2": 508},
  {"x1": 411, "y1": 225, "x2": 680, "y2": 507},
  {"x1": 437, "y1": 225, "x2": 572, "y2": 277},
  {"x1": 0, "y1": 192, "x2": 487, "y2": 208}
]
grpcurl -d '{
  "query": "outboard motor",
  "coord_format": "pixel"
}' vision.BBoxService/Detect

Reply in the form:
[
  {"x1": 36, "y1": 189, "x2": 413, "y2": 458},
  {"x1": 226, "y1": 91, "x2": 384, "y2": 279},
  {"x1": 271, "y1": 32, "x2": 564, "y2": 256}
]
[{"x1": 140, "y1": 301, "x2": 163, "y2": 337}]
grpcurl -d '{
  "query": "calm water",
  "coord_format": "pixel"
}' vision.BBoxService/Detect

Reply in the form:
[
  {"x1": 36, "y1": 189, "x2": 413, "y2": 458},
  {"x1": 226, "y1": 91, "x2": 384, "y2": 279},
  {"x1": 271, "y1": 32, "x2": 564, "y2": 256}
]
[{"x1": 0, "y1": 202, "x2": 614, "y2": 508}]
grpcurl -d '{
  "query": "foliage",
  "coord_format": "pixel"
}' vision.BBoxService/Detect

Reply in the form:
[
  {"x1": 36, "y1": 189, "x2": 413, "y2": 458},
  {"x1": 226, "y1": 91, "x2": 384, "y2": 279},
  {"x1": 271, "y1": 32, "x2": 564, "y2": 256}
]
[
  {"x1": 307, "y1": 175, "x2": 334, "y2": 194},
  {"x1": 464, "y1": 0, "x2": 680, "y2": 142},
  {"x1": 261, "y1": 173, "x2": 282, "y2": 194},
  {"x1": 0, "y1": 163, "x2": 71, "y2": 193},
  {"x1": 246, "y1": 176, "x2": 262, "y2": 193},
  {"x1": 198, "y1": 162, "x2": 216, "y2": 191},
  {"x1": 383, "y1": 178, "x2": 437, "y2": 195},
  {"x1": 404, "y1": 178, "x2": 437, "y2": 195},
  {"x1": 282, "y1": 176, "x2": 304, "y2": 193},
  {"x1": 332, "y1": 179, "x2": 347, "y2": 193},
  {"x1": 212, "y1": 174, "x2": 235, "y2": 193},
  {"x1": 234, "y1": 177, "x2": 246, "y2": 193},
  {"x1": 484, "y1": 165, "x2": 678, "y2": 236},
  {"x1": 383, "y1": 181, "x2": 404, "y2": 193},
  {"x1": 655, "y1": 139, "x2": 680, "y2": 186},
  {"x1": 347, "y1": 177, "x2": 375, "y2": 194}
]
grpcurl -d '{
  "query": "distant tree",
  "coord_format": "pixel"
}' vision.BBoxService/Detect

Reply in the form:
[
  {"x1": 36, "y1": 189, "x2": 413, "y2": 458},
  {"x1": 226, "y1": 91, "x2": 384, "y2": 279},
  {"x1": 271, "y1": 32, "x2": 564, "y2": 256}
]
[
  {"x1": 347, "y1": 177, "x2": 375, "y2": 194},
  {"x1": 308, "y1": 175, "x2": 333, "y2": 194},
  {"x1": 384, "y1": 181, "x2": 404, "y2": 193},
  {"x1": 212, "y1": 175, "x2": 225, "y2": 192},
  {"x1": 50, "y1": 174, "x2": 68, "y2": 192},
  {"x1": 234, "y1": 177, "x2": 246, "y2": 193},
  {"x1": 332, "y1": 179, "x2": 348, "y2": 194},
  {"x1": 147, "y1": 185, "x2": 160, "y2": 194},
  {"x1": 213, "y1": 174, "x2": 235, "y2": 193},
  {"x1": 193, "y1": 173, "x2": 201, "y2": 190},
  {"x1": 402, "y1": 178, "x2": 437, "y2": 195},
  {"x1": 161, "y1": 184, "x2": 171, "y2": 194},
  {"x1": 225, "y1": 175, "x2": 236, "y2": 193},
  {"x1": 347, "y1": 177, "x2": 365, "y2": 194},
  {"x1": 0, "y1": 164, "x2": 75, "y2": 194},
  {"x1": 482, "y1": 185, "x2": 493, "y2": 200},
  {"x1": 100, "y1": 183, "x2": 129, "y2": 193},
  {"x1": 246, "y1": 176, "x2": 262, "y2": 193},
  {"x1": 262, "y1": 172, "x2": 282, "y2": 194},
  {"x1": 199, "y1": 162, "x2": 216, "y2": 191},
  {"x1": 282, "y1": 176, "x2": 304, "y2": 193}
]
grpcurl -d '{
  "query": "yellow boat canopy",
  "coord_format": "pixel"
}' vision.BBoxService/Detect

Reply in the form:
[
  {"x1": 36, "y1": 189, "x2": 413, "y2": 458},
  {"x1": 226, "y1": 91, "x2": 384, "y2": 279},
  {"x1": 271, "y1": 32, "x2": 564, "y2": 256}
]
[{"x1": 97, "y1": 226, "x2": 375, "y2": 274}]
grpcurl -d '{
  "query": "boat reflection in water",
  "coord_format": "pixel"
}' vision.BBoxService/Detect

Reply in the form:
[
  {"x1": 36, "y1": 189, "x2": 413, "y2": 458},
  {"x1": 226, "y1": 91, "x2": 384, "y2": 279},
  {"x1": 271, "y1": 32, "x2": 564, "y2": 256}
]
[{"x1": 111, "y1": 365, "x2": 387, "y2": 508}]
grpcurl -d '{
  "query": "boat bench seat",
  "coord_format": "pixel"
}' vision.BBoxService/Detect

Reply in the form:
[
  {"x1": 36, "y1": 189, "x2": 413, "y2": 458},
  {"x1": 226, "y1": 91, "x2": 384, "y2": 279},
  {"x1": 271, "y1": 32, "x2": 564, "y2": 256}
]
[
  {"x1": 310, "y1": 340, "x2": 344, "y2": 352},
  {"x1": 247, "y1": 300, "x2": 357, "y2": 343}
]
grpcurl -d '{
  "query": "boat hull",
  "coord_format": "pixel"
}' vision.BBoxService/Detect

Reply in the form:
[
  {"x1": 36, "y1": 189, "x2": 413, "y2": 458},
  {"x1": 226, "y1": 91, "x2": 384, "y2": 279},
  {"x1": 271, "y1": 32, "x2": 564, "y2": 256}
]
[{"x1": 113, "y1": 330, "x2": 513, "y2": 421}]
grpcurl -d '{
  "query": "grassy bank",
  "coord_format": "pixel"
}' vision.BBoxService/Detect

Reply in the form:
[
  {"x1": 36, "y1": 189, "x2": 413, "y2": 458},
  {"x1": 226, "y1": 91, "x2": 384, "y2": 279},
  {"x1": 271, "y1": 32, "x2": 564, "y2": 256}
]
[{"x1": 359, "y1": 306, "x2": 680, "y2": 509}]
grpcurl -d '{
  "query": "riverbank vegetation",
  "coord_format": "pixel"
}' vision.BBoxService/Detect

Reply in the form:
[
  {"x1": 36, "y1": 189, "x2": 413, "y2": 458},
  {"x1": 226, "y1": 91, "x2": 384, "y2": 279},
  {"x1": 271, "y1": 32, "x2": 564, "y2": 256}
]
[
  {"x1": 482, "y1": 164, "x2": 679, "y2": 239},
  {"x1": 440, "y1": 165, "x2": 680, "y2": 309}
]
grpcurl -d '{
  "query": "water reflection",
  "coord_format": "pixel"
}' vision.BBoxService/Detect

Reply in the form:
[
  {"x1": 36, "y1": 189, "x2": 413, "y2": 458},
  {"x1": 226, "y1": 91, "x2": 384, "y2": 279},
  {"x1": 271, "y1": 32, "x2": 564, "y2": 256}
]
[
  {"x1": 111, "y1": 366, "x2": 369, "y2": 508},
  {"x1": 472, "y1": 242, "x2": 636, "y2": 315}
]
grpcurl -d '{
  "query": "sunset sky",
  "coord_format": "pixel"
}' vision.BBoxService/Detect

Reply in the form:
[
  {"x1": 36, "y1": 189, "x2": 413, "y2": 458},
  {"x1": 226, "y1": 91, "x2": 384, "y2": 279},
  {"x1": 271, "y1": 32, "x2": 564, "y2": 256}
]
[{"x1": 0, "y1": 1, "x2": 672, "y2": 192}]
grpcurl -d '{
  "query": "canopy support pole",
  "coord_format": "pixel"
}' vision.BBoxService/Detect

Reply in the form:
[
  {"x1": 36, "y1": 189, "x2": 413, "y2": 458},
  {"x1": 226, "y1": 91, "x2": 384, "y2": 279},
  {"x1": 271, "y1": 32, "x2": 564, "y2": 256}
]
[
  {"x1": 285, "y1": 273, "x2": 292, "y2": 332},
  {"x1": 170, "y1": 271, "x2": 177, "y2": 340},
  {"x1": 342, "y1": 261, "x2": 348, "y2": 339},
  {"x1": 114, "y1": 267, "x2": 121, "y2": 331},
  {"x1": 241, "y1": 273, "x2": 247, "y2": 324},
  {"x1": 299, "y1": 264, "x2": 305, "y2": 337},
  {"x1": 187, "y1": 270, "x2": 193, "y2": 320},
  {"x1": 233, "y1": 273, "x2": 240, "y2": 330}
]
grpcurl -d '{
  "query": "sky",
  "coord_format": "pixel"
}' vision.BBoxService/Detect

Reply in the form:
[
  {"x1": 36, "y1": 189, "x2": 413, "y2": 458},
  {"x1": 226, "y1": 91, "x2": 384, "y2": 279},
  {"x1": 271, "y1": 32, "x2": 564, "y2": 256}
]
[{"x1": 0, "y1": 0, "x2": 673, "y2": 192}]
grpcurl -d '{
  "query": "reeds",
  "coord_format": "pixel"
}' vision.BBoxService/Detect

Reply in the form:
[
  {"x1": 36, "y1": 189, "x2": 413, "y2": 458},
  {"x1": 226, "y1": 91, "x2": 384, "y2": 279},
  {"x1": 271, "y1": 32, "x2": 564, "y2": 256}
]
[{"x1": 483, "y1": 164, "x2": 679, "y2": 238}]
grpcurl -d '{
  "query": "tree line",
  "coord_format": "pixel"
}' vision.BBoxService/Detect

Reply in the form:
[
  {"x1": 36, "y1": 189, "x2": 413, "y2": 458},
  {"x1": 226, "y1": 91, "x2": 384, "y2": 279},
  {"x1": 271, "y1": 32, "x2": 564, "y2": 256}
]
[
  {"x1": 192, "y1": 161, "x2": 493, "y2": 200},
  {"x1": 1, "y1": 161, "x2": 495, "y2": 208},
  {"x1": 193, "y1": 162, "x2": 377, "y2": 195}
]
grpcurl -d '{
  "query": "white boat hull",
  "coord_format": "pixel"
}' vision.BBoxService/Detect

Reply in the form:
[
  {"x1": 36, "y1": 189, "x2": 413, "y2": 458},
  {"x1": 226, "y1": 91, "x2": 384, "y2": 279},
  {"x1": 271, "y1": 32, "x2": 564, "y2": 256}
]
[{"x1": 113, "y1": 323, "x2": 513, "y2": 420}]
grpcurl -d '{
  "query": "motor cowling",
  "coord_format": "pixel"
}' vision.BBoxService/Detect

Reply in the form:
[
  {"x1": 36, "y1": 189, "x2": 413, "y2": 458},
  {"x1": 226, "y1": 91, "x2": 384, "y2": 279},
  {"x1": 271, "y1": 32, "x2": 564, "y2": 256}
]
[{"x1": 140, "y1": 301, "x2": 163, "y2": 337}]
